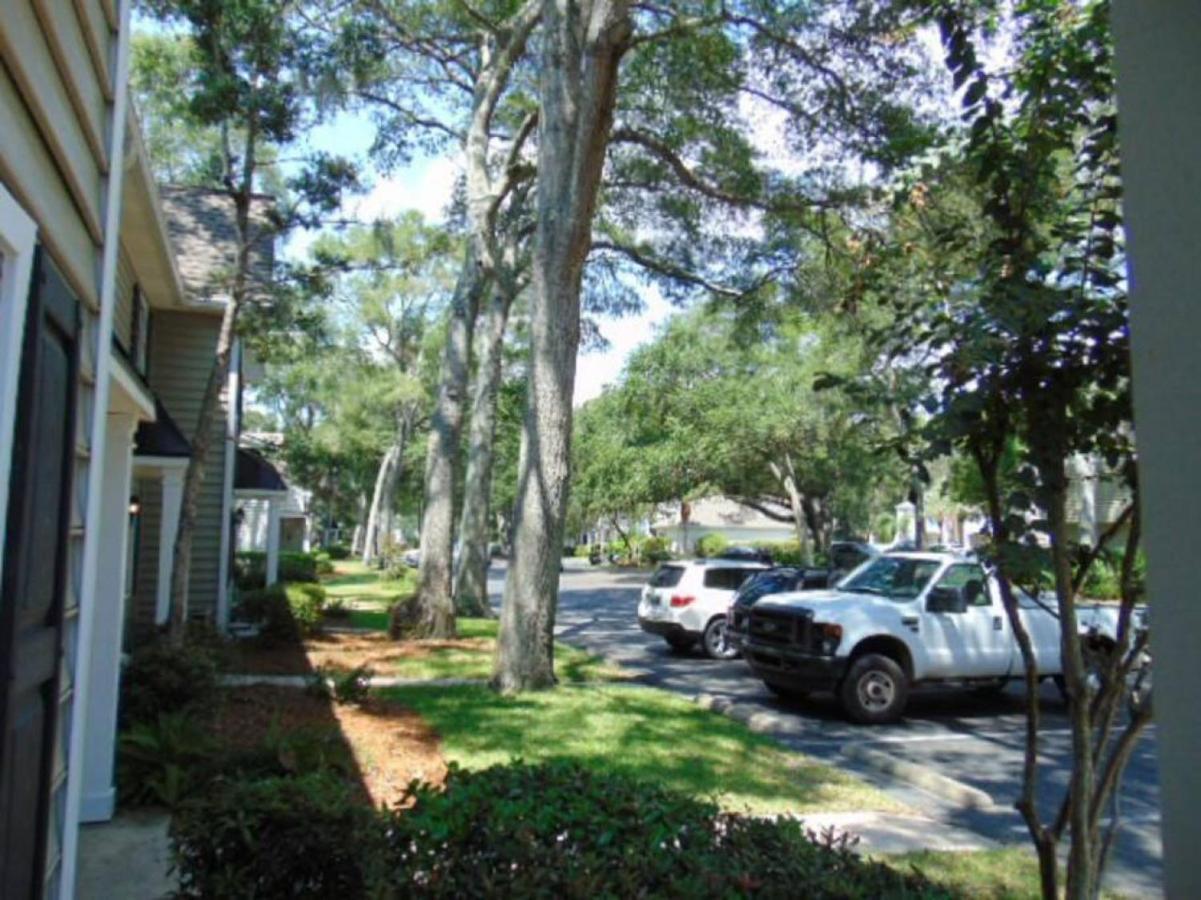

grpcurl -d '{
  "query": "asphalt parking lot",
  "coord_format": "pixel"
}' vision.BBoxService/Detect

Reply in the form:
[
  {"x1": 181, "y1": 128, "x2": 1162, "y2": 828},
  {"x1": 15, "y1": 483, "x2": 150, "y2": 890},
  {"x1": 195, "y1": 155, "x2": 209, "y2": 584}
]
[{"x1": 489, "y1": 561, "x2": 1164, "y2": 896}]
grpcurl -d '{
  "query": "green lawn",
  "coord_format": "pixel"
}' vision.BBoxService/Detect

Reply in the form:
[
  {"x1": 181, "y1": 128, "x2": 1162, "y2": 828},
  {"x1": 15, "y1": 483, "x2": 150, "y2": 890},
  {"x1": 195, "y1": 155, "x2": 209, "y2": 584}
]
[
  {"x1": 885, "y1": 849, "x2": 1041, "y2": 899},
  {"x1": 327, "y1": 617, "x2": 624, "y2": 683},
  {"x1": 384, "y1": 683, "x2": 900, "y2": 815},
  {"x1": 322, "y1": 559, "x2": 418, "y2": 605}
]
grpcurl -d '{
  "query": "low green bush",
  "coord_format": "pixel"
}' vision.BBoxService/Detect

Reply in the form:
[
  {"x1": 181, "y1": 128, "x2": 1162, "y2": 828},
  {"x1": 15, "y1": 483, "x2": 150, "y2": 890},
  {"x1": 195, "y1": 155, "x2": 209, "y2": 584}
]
[
  {"x1": 237, "y1": 582, "x2": 326, "y2": 642},
  {"x1": 171, "y1": 772, "x2": 383, "y2": 899},
  {"x1": 235, "y1": 550, "x2": 322, "y2": 589},
  {"x1": 119, "y1": 640, "x2": 221, "y2": 729},
  {"x1": 313, "y1": 551, "x2": 336, "y2": 575},
  {"x1": 324, "y1": 543, "x2": 351, "y2": 561},
  {"x1": 753, "y1": 540, "x2": 806, "y2": 566},
  {"x1": 234, "y1": 551, "x2": 266, "y2": 590},
  {"x1": 281, "y1": 551, "x2": 320, "y2": 583},
  {"x1": 641, "y1": 534, "x2": 672, "y2": 563},
  {"x1": 118, "y1": 712, "x2": 216, "y2": 808},
  {"x1": 383, "y1": 761, "x2": 952, "y2": 898},
  {"x1": 694, "y1": 533, "x2": 728, "y2": 558}
]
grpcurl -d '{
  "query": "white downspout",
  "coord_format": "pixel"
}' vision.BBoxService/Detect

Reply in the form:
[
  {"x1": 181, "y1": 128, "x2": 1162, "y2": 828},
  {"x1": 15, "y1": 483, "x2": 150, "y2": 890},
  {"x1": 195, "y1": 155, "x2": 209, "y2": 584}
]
[
  {"x1": 216, "y1": 339, "x2": 241, "y2": 629},
  {"x1": 60, "y1": 0, "x2": 134, "y2": 894}
]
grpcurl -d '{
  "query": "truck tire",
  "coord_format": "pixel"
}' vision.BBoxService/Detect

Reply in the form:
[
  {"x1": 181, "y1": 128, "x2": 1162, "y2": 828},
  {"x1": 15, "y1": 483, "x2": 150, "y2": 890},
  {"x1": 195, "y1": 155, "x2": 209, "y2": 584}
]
[
  {"x1": 702, "y1": 616, "x2": 740, "y2": 660},
  {"x1": 840, "y1": 653, "x2": 909, "y2": 724}
]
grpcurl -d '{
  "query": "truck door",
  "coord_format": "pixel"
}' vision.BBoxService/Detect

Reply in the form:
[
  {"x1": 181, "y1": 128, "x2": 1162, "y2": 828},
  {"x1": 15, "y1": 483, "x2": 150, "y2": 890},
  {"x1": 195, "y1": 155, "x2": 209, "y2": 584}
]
[{"x1": 920, "y1": 563, "x2": 1012, "y2": 678}]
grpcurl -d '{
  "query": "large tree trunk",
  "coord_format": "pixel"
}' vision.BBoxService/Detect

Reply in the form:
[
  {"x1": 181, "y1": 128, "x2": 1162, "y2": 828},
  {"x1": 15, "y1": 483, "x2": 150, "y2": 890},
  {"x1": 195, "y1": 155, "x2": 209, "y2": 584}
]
[
  {"x1": 414, "y1": 251, "x2": 486, "y2": 637},
  {"x1": 454, "y1": 288, "x2": 512, "y2": 617},
  {"x1": 167, "y1": 301, "x2": 237, "y2": 642},
  {"x1": 361, "y1": 443, "x2": 399, "y2": 565},
  {"x1": 493, "y1": 0, "x2": 632, "y2": 692}
]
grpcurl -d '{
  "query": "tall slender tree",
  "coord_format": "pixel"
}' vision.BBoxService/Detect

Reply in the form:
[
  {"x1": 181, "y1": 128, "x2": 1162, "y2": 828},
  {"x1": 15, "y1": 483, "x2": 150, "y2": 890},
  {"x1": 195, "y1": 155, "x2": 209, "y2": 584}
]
[{"x1": 141, "y1": 2, "x2": 357, "y2": 642}]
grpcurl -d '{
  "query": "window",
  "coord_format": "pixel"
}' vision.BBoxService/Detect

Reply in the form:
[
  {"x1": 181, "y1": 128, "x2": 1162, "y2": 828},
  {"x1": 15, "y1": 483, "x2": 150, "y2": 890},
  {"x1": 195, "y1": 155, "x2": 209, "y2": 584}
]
[
  {"x1": 649, "y1": 565, "x2": 685, "y2": 588},
  {"x1": 736, "y1": 569, "x2": 800, "y2": 604},
  {"x1": 703, "y1": 568, "x2": 757, "y2": 591},
  {"x1": 932, "y1": 564, "x2": 989, "y2": 607},
  {"x1": 841, "y1": 556, "x2": 942, "y2": 601}
]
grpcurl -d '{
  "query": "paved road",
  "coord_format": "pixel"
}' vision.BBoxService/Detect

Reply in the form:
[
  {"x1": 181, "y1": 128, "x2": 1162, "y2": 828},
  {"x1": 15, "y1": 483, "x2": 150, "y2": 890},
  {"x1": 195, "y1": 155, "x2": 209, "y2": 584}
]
[{"x1": 489, "y1": 561, "x2": 1163, "y2": 896}]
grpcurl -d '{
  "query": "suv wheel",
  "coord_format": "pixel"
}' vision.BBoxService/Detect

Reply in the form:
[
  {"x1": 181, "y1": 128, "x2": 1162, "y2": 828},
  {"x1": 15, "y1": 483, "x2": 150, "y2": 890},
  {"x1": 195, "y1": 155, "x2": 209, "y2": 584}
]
[
  {"x1": 702, "y1": 616, "x2": 739, "y2": 660},
  {"x1": 840, "y1": 653, "x2": 908, "y2": 724}
]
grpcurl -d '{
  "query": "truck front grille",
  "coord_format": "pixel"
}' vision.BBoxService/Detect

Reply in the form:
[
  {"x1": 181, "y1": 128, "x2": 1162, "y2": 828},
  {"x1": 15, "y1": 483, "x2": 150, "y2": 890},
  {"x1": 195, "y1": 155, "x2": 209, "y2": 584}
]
[{"x1": 747, "y1": 607, "x2": 817, "y2": 652}]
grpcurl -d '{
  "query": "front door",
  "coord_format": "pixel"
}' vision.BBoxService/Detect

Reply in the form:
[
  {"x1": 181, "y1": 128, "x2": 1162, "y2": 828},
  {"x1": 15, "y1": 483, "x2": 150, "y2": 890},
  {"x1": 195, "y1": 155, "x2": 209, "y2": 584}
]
[
  {"x1": 921, "y1": 562, "x2": 1012, "y2": 678},
  {"x1": 0, "y1": 250, "x2": 79, "y2": 898}
]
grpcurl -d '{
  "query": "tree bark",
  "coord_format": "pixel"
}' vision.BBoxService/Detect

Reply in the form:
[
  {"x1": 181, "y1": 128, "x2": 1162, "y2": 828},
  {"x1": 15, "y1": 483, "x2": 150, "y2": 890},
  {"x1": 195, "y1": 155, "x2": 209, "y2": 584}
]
[
  {"x1": 493, "y1": 0, "x2": 632, "y2": 692},
  {"x1": 168, "y1": 173, "x2": 255, "y2": 643},
  {"x1": 362, "y1": 443, "x2": 399, "y2": 564},
  {"x1": 414, "y1": 250, "x2": 486, "y2": 638},
  {"x1": 453, "y1": 287, "x2": 512, "y2": 617}
]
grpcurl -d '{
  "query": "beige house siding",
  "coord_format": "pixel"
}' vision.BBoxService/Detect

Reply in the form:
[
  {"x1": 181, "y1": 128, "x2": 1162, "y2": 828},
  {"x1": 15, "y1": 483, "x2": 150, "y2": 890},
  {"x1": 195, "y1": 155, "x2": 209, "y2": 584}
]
[
  {"x1": 0, "y1": 0, "x2": 121, "y2": 893},
  {"x1": 146, "y1": 311, "x2": 227, "y2": 618},
  {"x1": 129, "y1": 476, "x2": 163, "y2": 637}
]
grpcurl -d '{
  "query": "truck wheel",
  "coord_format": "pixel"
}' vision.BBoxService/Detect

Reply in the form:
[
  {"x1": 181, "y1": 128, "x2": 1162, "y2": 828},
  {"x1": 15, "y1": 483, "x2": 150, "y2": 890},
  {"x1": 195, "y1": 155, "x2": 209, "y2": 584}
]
[
  {"x1": 840, "y1": 654, "x2": 908, "y2": 724},
  {"x1": 664, "y1": 634, "x2": 696, "y2": 654},
  {"x1": 702, "y1": 616, "x2": 740, "y2": 660}
]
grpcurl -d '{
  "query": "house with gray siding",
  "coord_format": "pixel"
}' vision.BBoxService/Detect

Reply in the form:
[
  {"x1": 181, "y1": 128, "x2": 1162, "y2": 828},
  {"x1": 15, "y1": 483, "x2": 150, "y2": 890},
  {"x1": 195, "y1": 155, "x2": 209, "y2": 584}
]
[{"x1": 0, "y1": 7, "x2": 276, "y2": 895}]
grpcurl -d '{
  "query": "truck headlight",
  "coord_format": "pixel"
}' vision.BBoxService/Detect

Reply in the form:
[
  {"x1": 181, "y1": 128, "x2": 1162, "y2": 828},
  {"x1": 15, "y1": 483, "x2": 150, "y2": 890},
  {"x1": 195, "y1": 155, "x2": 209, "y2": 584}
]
[{"x1": 817, "y1": 622, "x2": 842, "y2": 655}]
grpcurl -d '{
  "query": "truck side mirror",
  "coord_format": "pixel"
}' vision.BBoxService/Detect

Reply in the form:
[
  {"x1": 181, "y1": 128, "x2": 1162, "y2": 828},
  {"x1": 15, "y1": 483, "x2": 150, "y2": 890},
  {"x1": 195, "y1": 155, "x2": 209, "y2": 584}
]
[{"x1": 927, "y1": 586, "x2": 967, "y2": 613}]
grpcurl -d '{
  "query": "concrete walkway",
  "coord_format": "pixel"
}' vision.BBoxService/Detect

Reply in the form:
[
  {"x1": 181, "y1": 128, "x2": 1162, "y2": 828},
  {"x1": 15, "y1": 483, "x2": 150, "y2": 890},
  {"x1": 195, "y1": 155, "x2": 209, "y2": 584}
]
[{"x1": 78, "y1": 810, "x2": 174, "y2": 900}]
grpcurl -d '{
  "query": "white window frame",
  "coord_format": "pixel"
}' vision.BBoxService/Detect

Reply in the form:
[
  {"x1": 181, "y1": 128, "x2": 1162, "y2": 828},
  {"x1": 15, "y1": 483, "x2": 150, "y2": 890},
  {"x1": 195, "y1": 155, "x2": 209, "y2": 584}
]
[{"x1": 0, "y1": 185, "x2": 38, "y2": 585}]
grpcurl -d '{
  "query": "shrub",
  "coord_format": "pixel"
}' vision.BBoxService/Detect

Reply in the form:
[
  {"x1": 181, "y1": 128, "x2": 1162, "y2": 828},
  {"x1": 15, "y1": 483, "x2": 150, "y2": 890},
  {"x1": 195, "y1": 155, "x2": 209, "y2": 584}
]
[
  {"x1": 314, "y1": 551, "x2": 335, "y2": 576},
  {"x1": 641, "y1": 534, "x2": 672, "y2": 563},
  {"x1": 753, "y1": 540, "x2": 806, "y2": 566},
  {"x1": 120, "y1": 641, "x2": 221, "y2": 729},
  {"x1": 237, "y1": 582, "x2": 326, "y2": 643},
  {"x1": 234, "y1": 551, "x2": 266, "y2": 591},
  {"x1": 324, "y1": 543, "x2": 351, "y2": 561},
  {"x1": 323, "y1": 597, "x2": 350, "y2": 619},
  {"x1": 171, "y1": 773, "x2": 383, "y2": 899},
  {"x1": 280, "y1": 551, "x2": 320, "y2": 583},
  {"x1": 694, "y1": 533, "x2": 728, "y2": 558},
  {"x1": 118, "y1": 712, "x2": 216, "y2": 808},
  {"x1": 384, "y1": 761, "x2": 952, "y2": 898}
]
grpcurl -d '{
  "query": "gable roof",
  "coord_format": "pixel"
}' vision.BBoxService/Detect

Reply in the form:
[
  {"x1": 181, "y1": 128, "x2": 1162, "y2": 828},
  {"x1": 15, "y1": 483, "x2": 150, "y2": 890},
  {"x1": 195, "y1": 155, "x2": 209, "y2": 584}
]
[{"x1": 158, "y1": 187, "x2": 275, "y2": 308}]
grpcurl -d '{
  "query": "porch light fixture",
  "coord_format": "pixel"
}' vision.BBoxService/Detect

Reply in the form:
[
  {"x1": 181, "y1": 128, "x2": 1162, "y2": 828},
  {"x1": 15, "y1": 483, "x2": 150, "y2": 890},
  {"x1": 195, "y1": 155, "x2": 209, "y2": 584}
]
[{"x1": 129, "y1": 496, "x2": 141, "y2": 516}]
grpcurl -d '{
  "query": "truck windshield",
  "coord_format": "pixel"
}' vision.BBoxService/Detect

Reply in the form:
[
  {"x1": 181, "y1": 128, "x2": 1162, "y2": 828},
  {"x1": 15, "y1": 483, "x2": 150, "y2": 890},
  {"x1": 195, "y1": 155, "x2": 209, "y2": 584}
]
[{"x1": 841, "y1": 557, "x2": 942, "y2": 601}]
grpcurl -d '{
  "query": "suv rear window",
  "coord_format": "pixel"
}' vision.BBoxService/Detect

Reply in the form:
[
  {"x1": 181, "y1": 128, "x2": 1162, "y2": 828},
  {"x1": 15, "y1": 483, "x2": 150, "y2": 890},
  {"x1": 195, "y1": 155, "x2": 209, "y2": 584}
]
[
  {"x1": 703, "y1": 568, "x2": 757, "y2": 591},
  {"x1": 649, "y1": 565, "x2": 685, "y2": 588}
]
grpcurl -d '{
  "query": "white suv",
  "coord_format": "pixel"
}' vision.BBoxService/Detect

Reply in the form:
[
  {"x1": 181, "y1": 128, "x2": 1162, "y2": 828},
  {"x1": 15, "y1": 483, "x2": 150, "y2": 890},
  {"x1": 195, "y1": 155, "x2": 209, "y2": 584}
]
[{"x1": 638, "y1": 560, "x2": 769, "y2": 659}]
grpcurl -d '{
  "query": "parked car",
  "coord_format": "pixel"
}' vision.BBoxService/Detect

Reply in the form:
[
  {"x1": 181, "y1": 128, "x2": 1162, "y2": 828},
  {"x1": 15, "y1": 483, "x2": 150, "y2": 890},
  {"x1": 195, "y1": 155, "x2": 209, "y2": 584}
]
[
  {"x1": 637, "y1": 559, "x2": 770, "y2": 659},
  {"x1": 727, "y1": 566, "x2": 830, "y2": 650},
  {"x1": 713, "y1": 546, "x2": 775, "y2": 565},
  {"x1": 740, "y1": 551, "x2": 1148, "y2": 724}
]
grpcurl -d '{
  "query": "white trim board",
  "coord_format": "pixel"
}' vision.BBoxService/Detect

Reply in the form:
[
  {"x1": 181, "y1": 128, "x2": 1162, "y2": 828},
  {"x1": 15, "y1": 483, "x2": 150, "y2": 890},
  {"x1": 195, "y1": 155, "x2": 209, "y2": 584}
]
[{"x1": 0, "y1": 185, "x2": 38, "y2": 591}]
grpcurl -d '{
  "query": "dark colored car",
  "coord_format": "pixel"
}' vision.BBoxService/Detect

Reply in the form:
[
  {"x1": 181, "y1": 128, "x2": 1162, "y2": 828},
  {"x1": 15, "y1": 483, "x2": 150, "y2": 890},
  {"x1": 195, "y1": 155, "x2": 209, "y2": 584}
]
[
  {"x1": 713, "y1": 546, "x2": 775, "y2": 565},
  {"x1": 727, "y1": 566, "x2": 829, "y2": 649}
]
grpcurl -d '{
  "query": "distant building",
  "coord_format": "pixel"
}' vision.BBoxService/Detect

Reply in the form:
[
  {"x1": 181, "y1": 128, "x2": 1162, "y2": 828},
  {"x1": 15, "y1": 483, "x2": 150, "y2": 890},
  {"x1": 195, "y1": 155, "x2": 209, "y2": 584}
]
[{"x1": 652, "y1": 496, "x2": 795, "y2": 555}]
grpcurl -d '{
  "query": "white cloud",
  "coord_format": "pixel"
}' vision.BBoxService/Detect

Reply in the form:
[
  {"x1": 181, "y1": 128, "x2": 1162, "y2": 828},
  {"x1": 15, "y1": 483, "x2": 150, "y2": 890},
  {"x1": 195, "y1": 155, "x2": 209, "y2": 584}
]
[{"x1": 352, "y1": 155, "x2": 460, "y2": 224}]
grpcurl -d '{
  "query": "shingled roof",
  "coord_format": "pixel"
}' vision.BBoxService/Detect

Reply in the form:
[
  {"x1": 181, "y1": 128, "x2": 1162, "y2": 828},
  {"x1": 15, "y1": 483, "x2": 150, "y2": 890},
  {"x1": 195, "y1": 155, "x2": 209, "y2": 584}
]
[{"x1": 158, "y1": 187, "x2": 275, "y2": 306}]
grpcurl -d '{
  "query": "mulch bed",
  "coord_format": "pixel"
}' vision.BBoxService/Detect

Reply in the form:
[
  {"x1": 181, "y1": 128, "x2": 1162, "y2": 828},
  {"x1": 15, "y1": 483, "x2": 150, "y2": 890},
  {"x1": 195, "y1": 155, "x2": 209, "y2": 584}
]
[
  {"x1": 212, "y1": 685, "x2": 448, "y2": 809},
  {"x1": 227, "y1": 632, "x2": 492, "y2": 676}
]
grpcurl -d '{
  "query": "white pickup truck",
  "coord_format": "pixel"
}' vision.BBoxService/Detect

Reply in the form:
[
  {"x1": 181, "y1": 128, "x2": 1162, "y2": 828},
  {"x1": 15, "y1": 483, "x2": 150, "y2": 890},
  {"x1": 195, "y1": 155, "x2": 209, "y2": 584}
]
[{"x1": 739, "y1": 552, "x2": 1147, "y2": 723}]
